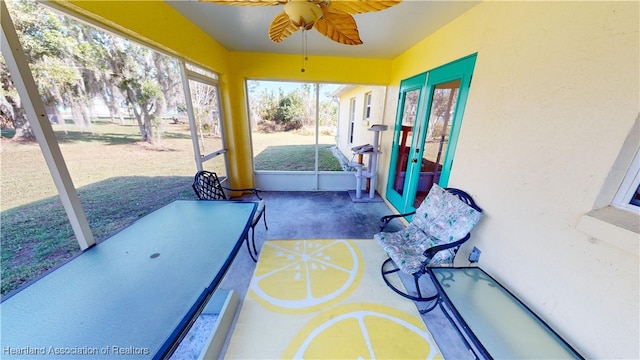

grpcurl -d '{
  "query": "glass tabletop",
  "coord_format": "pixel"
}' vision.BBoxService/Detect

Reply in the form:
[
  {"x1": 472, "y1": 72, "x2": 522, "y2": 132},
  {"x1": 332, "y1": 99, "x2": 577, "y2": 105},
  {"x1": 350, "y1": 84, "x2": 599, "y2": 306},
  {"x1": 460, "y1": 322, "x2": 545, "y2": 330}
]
[
  {"x1": 431, "y1": 267, "x2": 582, "y2": 359},
  {"x1": 1, "y1": 200, "x2": 256, "y2": 359}
]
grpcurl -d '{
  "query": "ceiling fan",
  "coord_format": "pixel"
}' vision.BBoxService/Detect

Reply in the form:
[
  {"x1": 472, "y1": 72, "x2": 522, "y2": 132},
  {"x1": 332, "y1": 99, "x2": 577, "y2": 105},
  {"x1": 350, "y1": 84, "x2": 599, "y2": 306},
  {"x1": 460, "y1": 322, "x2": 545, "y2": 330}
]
[{"x1": 200, "y1": 0, "x2": 402, "y2": 45}]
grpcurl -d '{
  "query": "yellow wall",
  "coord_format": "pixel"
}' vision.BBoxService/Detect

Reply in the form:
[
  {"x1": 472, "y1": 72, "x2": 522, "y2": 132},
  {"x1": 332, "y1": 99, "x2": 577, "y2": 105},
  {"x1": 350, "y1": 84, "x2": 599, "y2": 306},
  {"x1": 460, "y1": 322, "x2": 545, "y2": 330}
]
[
  {"x1": 383, "y1": 2, "x2": 639, "y2": 358},
  {"x1": 229, "y1": 52, "x2": 391, "y2": 84},
  {"x1": 225, "y1": 52, "x2": 392, "y2": 186}
]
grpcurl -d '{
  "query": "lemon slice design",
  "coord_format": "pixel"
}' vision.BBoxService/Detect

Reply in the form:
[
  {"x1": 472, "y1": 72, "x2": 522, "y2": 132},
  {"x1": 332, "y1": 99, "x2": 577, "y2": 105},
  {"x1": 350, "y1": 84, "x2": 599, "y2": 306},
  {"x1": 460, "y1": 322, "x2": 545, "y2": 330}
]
[
  {"x1": 283, "y1": 302, "x2": 442, "y2": 359},
  {"x1": 250, "y1": 239, "x2": 363, "y2": 313}
]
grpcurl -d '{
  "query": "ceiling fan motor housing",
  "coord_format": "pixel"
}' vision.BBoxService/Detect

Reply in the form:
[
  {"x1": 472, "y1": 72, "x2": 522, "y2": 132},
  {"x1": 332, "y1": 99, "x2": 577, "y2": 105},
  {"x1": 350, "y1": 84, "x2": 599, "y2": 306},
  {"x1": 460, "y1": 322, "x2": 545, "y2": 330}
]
[{"x1": 284, "y1": 1, "x2": 324, "y2": 29}]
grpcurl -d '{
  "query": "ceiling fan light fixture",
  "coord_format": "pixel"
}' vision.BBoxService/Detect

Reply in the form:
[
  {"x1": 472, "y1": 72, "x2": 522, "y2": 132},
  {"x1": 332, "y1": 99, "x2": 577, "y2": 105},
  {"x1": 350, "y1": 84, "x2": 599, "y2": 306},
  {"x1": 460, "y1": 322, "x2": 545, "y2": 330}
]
[
  {"x1": 284, "y1": 0, "x2": 323, "y2": 29},
  {"x1": 203, "y1": 0, "x2": 402, "y2": 45}
]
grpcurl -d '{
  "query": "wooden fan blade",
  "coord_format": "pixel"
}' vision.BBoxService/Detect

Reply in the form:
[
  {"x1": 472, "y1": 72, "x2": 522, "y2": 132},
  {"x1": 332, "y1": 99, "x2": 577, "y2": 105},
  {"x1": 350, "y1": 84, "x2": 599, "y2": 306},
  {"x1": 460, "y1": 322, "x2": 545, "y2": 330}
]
[
  {"x1": 313, "y1": 12, "x2": 362, "y2": 45},
  {"x1": 269, "y1": 11, "x2": 299, "y2": 43},
  {"x1": 199, "y1": 0, "x2": 286, "y2": 6},
  {"x1": 326, "y1": 0, "x2": 402, "y2": 15}
]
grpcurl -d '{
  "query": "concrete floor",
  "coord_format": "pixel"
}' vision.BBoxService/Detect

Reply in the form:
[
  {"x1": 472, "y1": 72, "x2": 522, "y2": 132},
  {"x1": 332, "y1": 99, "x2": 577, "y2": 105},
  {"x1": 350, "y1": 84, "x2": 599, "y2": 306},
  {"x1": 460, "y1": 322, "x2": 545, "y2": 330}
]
[
  {"x1": 215, "y1": 191, "x2": 476, "y2": 359},
  {"x1": 217, "y1": 191, "x2": 404, "y2": 297}
]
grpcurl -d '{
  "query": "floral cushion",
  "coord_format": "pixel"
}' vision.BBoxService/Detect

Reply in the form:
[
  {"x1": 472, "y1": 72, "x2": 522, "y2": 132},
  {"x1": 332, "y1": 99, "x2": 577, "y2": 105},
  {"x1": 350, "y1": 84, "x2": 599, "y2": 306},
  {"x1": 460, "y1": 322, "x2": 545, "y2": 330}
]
[
  {"x1": 412, "y1": 184, "x2": 483, "y2": 243},
  {"x1": 375, "y1": 184, "x2": 482, "y2": 274},
  {"x1": 374, "y1": 225, "x2": 455, "y2": 274}
]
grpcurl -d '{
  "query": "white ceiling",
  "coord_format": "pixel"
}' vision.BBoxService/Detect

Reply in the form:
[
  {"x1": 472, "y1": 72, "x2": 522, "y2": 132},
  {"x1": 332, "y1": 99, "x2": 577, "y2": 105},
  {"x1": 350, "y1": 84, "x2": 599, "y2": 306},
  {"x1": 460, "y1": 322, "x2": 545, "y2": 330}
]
[{"x1": 166, "y1": 0, "x2": 479, "y2": 59}]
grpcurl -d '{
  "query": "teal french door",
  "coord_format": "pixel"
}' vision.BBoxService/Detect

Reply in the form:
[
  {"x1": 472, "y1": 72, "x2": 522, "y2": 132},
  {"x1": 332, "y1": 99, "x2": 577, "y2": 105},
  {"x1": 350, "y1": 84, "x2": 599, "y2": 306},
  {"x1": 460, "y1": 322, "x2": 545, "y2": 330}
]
[{"x1": 386, "y1": 54, "x2": 476, "y2": 214}]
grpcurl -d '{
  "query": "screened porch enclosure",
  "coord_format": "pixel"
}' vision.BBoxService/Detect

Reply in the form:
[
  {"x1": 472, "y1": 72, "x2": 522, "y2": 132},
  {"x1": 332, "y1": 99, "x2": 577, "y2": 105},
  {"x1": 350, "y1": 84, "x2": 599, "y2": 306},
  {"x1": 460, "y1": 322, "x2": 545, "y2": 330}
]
[
  {"x1": 2, "y1": 1, "x2": 638, "y2": 358},
  {"x1": 247, "y1": 81, "x2": 387, "y2": 192}
]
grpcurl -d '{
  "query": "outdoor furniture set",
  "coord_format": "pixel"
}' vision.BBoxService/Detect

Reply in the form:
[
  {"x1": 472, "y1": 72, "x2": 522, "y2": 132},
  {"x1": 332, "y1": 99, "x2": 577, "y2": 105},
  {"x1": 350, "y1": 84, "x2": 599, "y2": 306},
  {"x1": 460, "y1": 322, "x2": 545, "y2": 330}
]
[{"x1": 374, "y1": 183, "x2": 583, "y2": 359}]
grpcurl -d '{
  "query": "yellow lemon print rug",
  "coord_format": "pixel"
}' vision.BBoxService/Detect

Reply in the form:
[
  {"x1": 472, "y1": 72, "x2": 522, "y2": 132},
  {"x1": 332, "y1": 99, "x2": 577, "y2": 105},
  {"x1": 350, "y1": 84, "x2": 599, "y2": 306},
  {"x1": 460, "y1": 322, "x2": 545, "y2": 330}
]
[{"x1": 225, "y1": 239, "x2": 443, "y2": 359}]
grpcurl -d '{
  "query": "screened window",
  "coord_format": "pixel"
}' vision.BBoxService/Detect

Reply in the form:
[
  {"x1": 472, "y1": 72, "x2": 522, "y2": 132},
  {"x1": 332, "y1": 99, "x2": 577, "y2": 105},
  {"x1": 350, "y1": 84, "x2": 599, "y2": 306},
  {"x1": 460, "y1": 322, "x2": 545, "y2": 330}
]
[
  {"x1": 0, "y1": 0, "x2": 228, "y2": 296},
  {"x1": 246, "y1": 80, "x2": 341, "y2": 172}
]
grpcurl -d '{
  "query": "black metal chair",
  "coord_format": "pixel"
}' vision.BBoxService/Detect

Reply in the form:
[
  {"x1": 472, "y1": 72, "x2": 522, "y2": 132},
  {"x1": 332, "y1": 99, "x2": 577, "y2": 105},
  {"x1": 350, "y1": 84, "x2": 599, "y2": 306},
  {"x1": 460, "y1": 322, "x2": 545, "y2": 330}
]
[
  {"x1": 192, "y1": 170, "x2": 267, "y2": 262},
  {"x1": 374, "y1": 184, "x2": 483, "y2": 313}
]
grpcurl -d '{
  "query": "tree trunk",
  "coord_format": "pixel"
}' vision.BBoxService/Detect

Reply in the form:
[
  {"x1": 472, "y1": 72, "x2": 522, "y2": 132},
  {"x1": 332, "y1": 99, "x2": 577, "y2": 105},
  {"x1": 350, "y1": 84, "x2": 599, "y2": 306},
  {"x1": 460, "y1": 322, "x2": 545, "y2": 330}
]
[
  {"x1": 1, "y1": 61, "x2": 33, "y2": 139},
  {"x1": 6, "y1": 95, "x2": 33, "y2": 139},
  {"x1": 102, "y1": 83, "x2": 124, "y2": 124},
  {"x1": 132, "y1": 105, "x2": 146, "y2": 141},
  {"x1": 141, "y1": 105, "x2": 154, "y2": 142}
]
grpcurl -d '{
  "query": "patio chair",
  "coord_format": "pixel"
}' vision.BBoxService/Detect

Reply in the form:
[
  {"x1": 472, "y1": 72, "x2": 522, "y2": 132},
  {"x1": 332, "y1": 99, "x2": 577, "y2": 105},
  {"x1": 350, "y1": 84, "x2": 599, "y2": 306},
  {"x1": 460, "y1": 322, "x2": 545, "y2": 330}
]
[
  {"x1": 374, "y1": 184, "x2": 483, "y2": 312},
  {"x1": 192, "y1": 170, "x2": 267, "y2": 262}
]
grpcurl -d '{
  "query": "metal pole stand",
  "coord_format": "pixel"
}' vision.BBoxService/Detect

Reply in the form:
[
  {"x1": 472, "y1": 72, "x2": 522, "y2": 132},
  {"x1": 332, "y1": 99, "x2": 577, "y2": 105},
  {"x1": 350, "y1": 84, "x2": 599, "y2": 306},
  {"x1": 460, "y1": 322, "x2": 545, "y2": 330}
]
[{"x1": 349, "y1": 124, "x2": 388, "y2": 200}]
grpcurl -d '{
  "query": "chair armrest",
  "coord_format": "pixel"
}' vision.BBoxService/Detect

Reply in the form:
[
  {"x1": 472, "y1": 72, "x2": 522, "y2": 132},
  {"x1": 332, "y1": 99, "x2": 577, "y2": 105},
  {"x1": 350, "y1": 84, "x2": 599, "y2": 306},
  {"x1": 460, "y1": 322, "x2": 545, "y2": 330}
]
[
  {"x1": 379, "y1": 211, "x2": 416, "y2": 231},
  {"x1": 221, "y1": 186, "x2": 263, "y2": 200},
  {"x1": 423, "y1": 233, "x2": 470, "y2": 262}
]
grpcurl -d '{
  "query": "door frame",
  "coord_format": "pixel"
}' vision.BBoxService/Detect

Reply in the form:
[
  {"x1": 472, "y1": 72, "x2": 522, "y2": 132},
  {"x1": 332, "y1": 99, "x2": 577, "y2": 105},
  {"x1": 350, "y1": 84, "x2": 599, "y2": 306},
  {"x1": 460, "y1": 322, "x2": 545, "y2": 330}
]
[
  {"x1": 386, "y1": 54, "x2": 477, "y2": 213},
  {"x1": 385, "y1": 72, "x2": 429, "y2": 210}
]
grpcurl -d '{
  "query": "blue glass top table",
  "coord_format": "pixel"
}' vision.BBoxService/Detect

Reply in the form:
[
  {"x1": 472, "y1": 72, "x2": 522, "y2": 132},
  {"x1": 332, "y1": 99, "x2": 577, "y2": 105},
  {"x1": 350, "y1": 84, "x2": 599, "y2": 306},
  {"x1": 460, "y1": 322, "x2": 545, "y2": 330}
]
[
  {"x1": 1, "y1": 200, "x2": 256, "y2": 359},
  {"x1": 429, "y1": 267, "x2": 583, "y2": 359}
]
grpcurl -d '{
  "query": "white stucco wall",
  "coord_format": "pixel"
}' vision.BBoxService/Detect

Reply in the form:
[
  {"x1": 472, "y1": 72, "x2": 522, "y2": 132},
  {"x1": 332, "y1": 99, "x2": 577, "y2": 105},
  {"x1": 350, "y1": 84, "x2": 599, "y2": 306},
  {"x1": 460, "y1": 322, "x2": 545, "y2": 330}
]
[
  {"x1": 379, "y1": 1, "x2": 639, "y2": 358},
  {"x1": 335, "y1": 86, "x2": 387, "y2": 160}
]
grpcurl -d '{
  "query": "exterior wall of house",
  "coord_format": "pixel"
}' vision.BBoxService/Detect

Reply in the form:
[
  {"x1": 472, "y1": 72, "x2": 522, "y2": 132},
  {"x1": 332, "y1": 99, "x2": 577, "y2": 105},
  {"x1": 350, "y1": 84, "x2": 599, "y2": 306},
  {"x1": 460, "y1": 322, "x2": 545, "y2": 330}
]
[
  {"x1": 379, "y1": 2, "x2": 639, "y2": 358},
  {"x1": 335, "y1": 86, "x2": 387, "y2": 161}
]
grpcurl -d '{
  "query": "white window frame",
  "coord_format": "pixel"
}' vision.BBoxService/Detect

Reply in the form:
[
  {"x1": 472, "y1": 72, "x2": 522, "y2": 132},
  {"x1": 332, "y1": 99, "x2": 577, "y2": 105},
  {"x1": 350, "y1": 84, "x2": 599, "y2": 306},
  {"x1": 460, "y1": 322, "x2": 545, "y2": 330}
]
[
  {"x1": 348, "y1": 97, "x2": 356, "y2": 144},
  {"x1": 612, "y1": 148, "x2": 640, "y2": 214},
  {"x1": 363, "y1": 92, "x2": 372, "y2": 122}
]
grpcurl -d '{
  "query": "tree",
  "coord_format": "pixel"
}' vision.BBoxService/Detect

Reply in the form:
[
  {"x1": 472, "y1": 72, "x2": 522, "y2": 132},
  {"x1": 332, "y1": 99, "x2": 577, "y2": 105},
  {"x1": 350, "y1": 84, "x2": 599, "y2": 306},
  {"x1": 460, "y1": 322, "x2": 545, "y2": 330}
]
[
  {"x1": 426, "y1": 86, "x2": 459, "y2": 141},
  {"x1": 190, "y1": 80, "x2": 221, "y2": 139},
  {"x1": 2, "y1": 0, "x2": 184, "y2": 142},
  {"x1": 88, "y1": 32, "x2": 183, "y2": 143},
  {"x1": 11, "y1": 0, "x2": 99, "y2": 131},
  {"x1": 318, "y1": 96, "x2": 337, "y2": 129},
  {"x1": 0, "y1": 56, "x2": 30, "y2": 137},
  {"x1": 255, "y1": 88, "x2": 306, "y2": 132},
  {"x1": 152, "y1": 53, "x2": 182, "y2": 140},
  {"x1": 104, "y1": 37, "x2": 163, "y2": 142},
  {"x1": 86, "y1": 29, "x2": 127, "y2": 124},
  {"x1": 2, "y1": 0, "x2": 69, "y2": 138}
]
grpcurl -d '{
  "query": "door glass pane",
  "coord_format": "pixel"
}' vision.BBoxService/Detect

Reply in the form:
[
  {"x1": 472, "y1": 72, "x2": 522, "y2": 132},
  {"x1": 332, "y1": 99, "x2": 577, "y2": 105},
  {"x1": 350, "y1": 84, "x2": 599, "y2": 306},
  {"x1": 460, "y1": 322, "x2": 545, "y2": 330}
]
[
  {"x1": 392, "y1": 89, "x2": 420, "y2": 195},
  {"x1": 415, "y1": 80, "x2": 460, "y2": 206}
]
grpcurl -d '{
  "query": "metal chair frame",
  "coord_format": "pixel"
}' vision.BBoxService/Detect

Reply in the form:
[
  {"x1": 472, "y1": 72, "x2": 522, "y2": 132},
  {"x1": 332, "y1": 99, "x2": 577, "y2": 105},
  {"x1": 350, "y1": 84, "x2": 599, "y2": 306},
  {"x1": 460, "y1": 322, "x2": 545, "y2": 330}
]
[
  {"x1": 192, "y1": 170, "x2": 268, "y2": 262},
  {"x1": 378, "y1": 187, "x2": 482, "y2": 313}
]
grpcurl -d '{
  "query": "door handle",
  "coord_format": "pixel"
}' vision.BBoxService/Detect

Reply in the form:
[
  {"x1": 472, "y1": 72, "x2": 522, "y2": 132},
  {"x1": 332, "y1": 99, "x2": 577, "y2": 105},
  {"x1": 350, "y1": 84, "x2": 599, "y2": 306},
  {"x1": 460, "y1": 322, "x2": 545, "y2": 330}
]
[{"x1": 411, "y1": 158, "x2": 418, "y2": 163}]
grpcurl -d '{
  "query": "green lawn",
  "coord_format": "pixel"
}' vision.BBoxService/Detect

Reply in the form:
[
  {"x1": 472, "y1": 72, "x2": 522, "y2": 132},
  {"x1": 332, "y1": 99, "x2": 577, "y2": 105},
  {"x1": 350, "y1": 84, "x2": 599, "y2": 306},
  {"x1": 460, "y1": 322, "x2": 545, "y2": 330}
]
[
  {"x1": 254, "y1": 144, "x2": 342, "y2": 171},
  {"x1": 0, "y1": 121, "x2": 344, "y2": 296}
]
